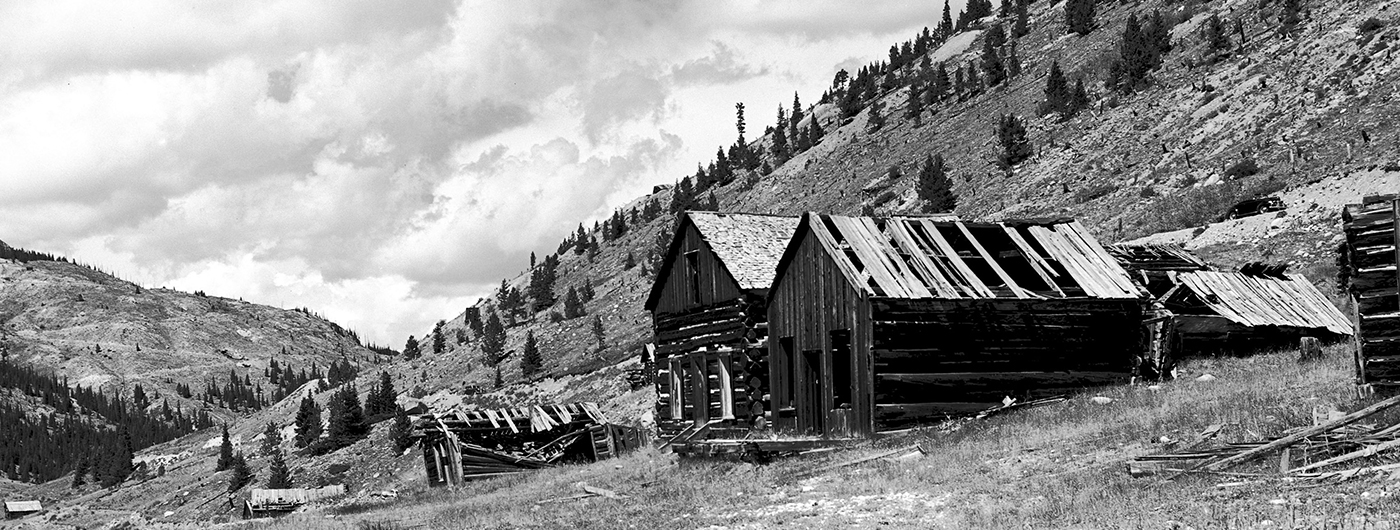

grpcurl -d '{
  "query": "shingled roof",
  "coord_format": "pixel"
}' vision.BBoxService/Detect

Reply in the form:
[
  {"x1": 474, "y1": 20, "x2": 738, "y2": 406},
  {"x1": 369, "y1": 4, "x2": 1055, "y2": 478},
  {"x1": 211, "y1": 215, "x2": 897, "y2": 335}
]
[
  {"x1": 644, "y1": 212, "x2": 800, "y2": 311},
  {"x1": 685, "y1": 212, "x2": 800, "y2": 290},
  {"x1": 773, "y1": 213, "x2": 1146, "y2": 300}
]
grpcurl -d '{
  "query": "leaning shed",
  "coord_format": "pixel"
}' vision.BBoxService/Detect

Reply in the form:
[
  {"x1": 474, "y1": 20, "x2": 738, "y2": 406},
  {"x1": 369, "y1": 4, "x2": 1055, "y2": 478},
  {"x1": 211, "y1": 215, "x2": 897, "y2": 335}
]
[
  {"x1": 645, "y1": 211, "x2": 800, "y2": 440},
  {"x1": 768, "y1": 213, "x2": 1149, "y2": 437},
  {"x1": 1343, "y1": 194, "x2": 1400, "y2": 386}
]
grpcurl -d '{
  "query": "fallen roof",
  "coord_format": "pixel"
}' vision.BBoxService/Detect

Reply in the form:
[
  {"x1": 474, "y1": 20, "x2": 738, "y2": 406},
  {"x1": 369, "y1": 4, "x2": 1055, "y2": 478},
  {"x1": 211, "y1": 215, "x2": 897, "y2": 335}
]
[
  {"x1": 1170, "y1": 270, "x2": 1353, "y2": 335},
  {"x1": 645, "y1": 212, "x2": 799, "y2": 310},
  {"x1": 776, "y1": 213, "x2": 1145, "y2": 300},
  {"x1": 1108, "y1": 243, "x2": 1209, "y2": 272}
]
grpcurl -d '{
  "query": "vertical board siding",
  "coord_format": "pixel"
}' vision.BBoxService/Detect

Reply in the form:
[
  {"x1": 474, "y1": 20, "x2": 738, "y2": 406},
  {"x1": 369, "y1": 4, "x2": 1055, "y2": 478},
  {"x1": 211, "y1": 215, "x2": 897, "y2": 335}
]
[
  {"x1": 653, "y1": 223, "x2": 745, "y2": 315},
  {"x1": 768, "y1": 227, "x2": 872, "y2": 437}
]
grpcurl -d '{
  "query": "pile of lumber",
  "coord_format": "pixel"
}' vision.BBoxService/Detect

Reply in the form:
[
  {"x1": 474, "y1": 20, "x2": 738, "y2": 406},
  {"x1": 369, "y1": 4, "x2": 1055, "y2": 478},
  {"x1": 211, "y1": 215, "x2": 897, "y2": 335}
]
[
  {"x1": 1343, "y1": 194, "x2": 1400, "y2": 384},
  {"x1": 1129, "y1": 393, "x2": 1400, "y2": 481}
]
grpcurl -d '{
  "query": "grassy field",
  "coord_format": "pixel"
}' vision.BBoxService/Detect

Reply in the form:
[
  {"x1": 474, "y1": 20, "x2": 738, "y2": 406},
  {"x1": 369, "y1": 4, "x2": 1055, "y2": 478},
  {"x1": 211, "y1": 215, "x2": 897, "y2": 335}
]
[{"x1": 250, "y1": 344, "x2": 1400, "y2": 529}]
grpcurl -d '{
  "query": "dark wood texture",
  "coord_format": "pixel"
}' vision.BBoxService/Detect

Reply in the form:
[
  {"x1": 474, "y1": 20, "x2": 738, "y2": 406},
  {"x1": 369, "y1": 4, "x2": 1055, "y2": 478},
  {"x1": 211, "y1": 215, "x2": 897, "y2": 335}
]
[{"x1": 1344, "y1": 195, "x2": 1400, "y2": 385}]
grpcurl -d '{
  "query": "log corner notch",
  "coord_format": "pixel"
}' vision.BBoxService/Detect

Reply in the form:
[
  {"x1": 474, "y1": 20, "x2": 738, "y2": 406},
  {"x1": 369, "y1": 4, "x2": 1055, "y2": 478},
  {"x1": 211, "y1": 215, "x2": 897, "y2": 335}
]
[
  {"x1": 645, "y1": 211, "x2": 800, "y2": 442},
  {"x1": 1342, "y1": 194, "x2": 1400, "y2": 386}
]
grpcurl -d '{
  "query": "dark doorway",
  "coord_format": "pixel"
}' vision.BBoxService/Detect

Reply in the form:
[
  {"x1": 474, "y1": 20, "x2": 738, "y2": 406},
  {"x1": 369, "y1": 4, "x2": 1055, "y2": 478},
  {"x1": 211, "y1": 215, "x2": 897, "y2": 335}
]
[{"x1": 799, "y1": 349, "x2": 825, "y2": 434}]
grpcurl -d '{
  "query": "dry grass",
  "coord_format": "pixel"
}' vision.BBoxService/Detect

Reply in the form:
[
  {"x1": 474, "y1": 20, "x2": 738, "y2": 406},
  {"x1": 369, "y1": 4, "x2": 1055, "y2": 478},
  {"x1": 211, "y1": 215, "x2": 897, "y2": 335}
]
[{"x1": 248, "y1": 344, "x2": 1400, "y2": 529}]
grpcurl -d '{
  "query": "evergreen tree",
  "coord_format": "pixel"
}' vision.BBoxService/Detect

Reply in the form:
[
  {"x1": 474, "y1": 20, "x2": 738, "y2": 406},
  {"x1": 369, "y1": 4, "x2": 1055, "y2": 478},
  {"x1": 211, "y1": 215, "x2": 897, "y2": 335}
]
[
  {"x1": 965, "y1": 62, "x2": 981, "y2": 95},
  {"x1": 995, "y1": 114, "x2": 1033, "y2": 167},
  {"x1": 482, "y1": 311, "x2": 506, "y2": 364},
  {"x1": 293, "y1": 394, "x2": 322, "y2": 448},
  {"x1": 1280, "y1": 0, "x2": 1301, "y2": 33},
  {"x1": 432, "y1": 320, "x2": 446, "y2": 354},
  {"x1": 216, "y1": 424, "x2": 234, "y2": 471},
  {"x1": 228, "y1": 452, "x2": 252, "y2": 492},
  {"x1": 402, "y1": 335, "x2": 420, "y2": 360},
  {"x1": 260, "y1": 421, "x2": 282, "y2": 456},
  {"x1": 810, "y1": 118, "x2": 825, "y2": 145},
  {"x1": 771, "y1": 105, "x2": 789, "y2": 163},
  {"x1": 520, "y1": 331, "x2": 542, "y2": 377},
  {"x1": 930, "y1": 63, "x2": 951, "y2": 102},
  {"x1": 1072, "y1": 79, "x2": 1090, "y2": 112},
  {"x1": 980, "y1": 37, "x2": 1006, "y2": 87},
  {"x1": 939, "y1": 0, "x2": 954, "y2": 39},
  {"x1": 986, "y1": 23, "x2": 1008, "y2": 49},
  {"x1": 591, "y1": 316, "x2": 606, "y2": 351},
  {"x1": 265, "y1": 450, "x2": 291, "y2": 489},
  {"x1": 867, "y1": 98, "x2": 885, "y2": 132},
  {"x1": 1064, "y1": 0, "x2": 1095, "y2": 36},
  {"x1": 917, "y1": 154, "x2": 957, "y2": 213},
  {"x1": 1042, "y1": 60, "x2": 1072, "y2": 117},
  {"x1": 1006, "y1": 43, "x2": 1022, "y2": 78},
  {"x1": 999, "y1": 0, "x2": 1013, "y2": 18},
  {"x1": 465, "y1": 307, "x2": 483, "y2": 337},
  {"x1": 1013, "y1": 0, "x2": 1030, "y2": 37},
  {"x1": 789, "y1": 92, "x2": 804, "y2": 134},
  {"x1": 391, "y1": 405, "x2": 414, "y2": 452},
  {"x1": 1202, "y1": 13, "x2": 1230, "y2": 54},
  {"x1": 906, "y1": 80, "x2": 924, "y2": 127},
  {"x1": 327, "y1": 384, "x2": 365, "y2": 443},
  {"x1": 563, "y1": 286, "x2": 585, "y2": 319},
  {"x1": 71, "y1": 457, "x2": 88, "y2": 488}
]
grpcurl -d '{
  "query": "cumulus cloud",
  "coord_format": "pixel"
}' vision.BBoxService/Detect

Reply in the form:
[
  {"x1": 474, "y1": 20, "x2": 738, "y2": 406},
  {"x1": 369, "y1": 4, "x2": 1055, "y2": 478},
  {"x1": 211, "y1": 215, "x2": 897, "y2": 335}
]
[{"x1": 0, "y1": 0, "x2": 941, "y2": 343}]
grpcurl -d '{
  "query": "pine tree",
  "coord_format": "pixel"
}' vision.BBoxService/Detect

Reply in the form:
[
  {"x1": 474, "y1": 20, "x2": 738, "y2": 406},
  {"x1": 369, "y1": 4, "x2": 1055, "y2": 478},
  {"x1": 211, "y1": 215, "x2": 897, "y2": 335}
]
[
  {"x1": 1202, "y1": 13, "x2": 1230, "y2": 54},
  {"x1": 810, "y1": 118, "x2": 825, "y2": 145},
  {"x1": 391, "y1": 405, "x2": 414, "y2": 452},
  {"x1": 71, "y1": 457, "x2": 88, "y2": 488},
  {"x1": 939, "y1": 0, "x2": 954, "y2": 39},
  {"x1": 1072, "y1": 79, "x2": 1090, "y2": 113},
  {"x1": 482, "y1": 311, "x2": 506, "y2": 364},
  {"x1": 591, "y1": 316, "x2": 606, "y2": 351},
  {"x1": 563, "y1": 286, "x2": 585, "y2": 318},
  {"x1": 965, "y1": 62, "x2": 981, "y2": 95},
  {"x1": 216, "y1": 424, "x2": 234, "y2": 471},
  {"x1": 228, "y1": 452, "x2": 252, "y2": 492},
  {"x1": 1006, "y1": 43, "x2": 1022, "y2": 78},
  {"x1": 402, "y1": 335, "x2": 419, "y2": 360},
  {"x1": 1280, "y1": 0, "x2": 1301, "y2": 34},
  {"x1": 917, "y1": 154, "x2": 957, "y2": 213},
  {"x1": 293, "y1": 394, "x2": 322, "y2": 448},
  {"x1": 986, "y1": 23, "x2": 1008, "y2": 49},
  {"x1": 980, "y1": 37, "x2": 1006, "y2": 87},
  {"x1": 432, "y1": 320, "x2": 446, "y2": 354},
  {"x1": 521, "y1": 331, "x2": 542, "y2": 377},
  {"x1": 1042, "y1": 60, "x2": 1072, "y2": 117},
  {"x1": 1013, "y1": 0, "x2": 1030, "y2": 37},
  {"x1": 906, "y1": 80, "x2": 924, "y2": 127},
  {"x1": 930, "y1": 63, "x2": 950, "y2": 103},
  {"x1": 327, "y1": 384, "x2": 365, "y2": 443},
  {"x1": 260, "y1": 421, "x2": 282, "y2": 456},
  {"x1": 999, "y1": 0, "x2": 1013, "y2": 18},
  {"x1": 995, "y1": 114, "x2": 1033, "y2": 167},
  {"x1": 867, "y1": 98, "x2": 885, "y2": 132},
  {"x1": 771, "y1": 105, "x2": 789, "y2": 163},
  {"x1": 1064, "y1": 0, "x2": 1095, "y2": 36},
  {"x1": 265, "y1": 450, "x2": 292, "y2": 489}
]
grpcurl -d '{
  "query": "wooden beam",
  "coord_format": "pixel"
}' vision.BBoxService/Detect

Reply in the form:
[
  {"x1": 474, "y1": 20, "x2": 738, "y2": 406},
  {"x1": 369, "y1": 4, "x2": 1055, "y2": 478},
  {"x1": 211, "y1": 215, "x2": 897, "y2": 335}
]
[
  {"x1": 918, "y1": 219, "x2": 995, "y2": 298},
  {"x1": 1191, "y1": 392, "x2": 1400, "y2": 474},
  {"x1": 955, "y1": 221, "x2": 1028, "y2": 298},
  {"x1": 1002, "y1": 226, "x2": 1066, "y2": 297}
]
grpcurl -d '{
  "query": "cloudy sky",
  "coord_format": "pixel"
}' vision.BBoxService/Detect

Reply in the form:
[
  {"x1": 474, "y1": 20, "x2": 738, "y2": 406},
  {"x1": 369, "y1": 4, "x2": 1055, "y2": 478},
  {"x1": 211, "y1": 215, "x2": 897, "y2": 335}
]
[{"x1": 0, "y1": 0, "x2": 961, "y2": 346}]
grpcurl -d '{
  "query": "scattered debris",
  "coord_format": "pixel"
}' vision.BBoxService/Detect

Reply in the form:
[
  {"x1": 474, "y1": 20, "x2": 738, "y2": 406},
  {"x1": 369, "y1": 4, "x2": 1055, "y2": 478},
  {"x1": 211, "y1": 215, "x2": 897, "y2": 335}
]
[
  {"x1": 1091, "y1": 396, "x2": 1114, "y2": 405},
  {"x1": 1195, "y1": 374, "x2": 1217, "y2": 382},
  {"x1": 241, "y1": 485, "x2": 346, "y2": 519}
]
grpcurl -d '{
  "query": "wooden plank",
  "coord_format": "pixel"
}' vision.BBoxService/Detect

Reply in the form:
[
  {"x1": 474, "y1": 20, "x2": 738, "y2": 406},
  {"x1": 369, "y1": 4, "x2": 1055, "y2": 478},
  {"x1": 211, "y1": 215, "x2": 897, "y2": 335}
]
[
  {"x1": 1026, "y1": 225, "x2": 1108, "y2": 297},
  {"x1": 1059, "y1": 221, "x2": 1142, "y2": 297},
  {"x1": 861, "y1": 217, "x2": 934, "y2": 298},
  {"x1": 886, "y1": 220, "x2": 959, "y2": 298},
  {"x1": 830, "y1": 216, "x2": 910, "y2": 297},
  {"x1": 955, "y1": 221, "x2": 1028, "y2": 298},
  {"x1": 1194, "y1": 392, "x2": 1400, "y2": 473},
  {"x1": 918, "y1": 220, "x2": 996, "y2": 298},
  {"x1": 808, "y1": 214, "x2": 874, "y2": 296},
  {"x1": 1002, "y1": 225, "x2": 1066, "y2": 297}
]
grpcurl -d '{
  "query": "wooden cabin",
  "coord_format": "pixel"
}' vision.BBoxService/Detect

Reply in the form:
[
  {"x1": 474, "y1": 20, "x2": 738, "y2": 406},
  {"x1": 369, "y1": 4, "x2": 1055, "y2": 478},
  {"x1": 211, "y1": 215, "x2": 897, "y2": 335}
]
[
  {"x1": 767, "y1": 213, "x2": 1150, "y2": 437},
  {"x1": 645, "y1": 211, "x2": 800, "y2": 439},
  {"x1": 3, "y1": 501, "x2": 42, "y2": 520},
  {"x1": 1343, "y1": 194, "x2": 1399, "y2": 386},
  {"x1": 1111, "y1": 244, "x2": 1353, "y2": 358}
]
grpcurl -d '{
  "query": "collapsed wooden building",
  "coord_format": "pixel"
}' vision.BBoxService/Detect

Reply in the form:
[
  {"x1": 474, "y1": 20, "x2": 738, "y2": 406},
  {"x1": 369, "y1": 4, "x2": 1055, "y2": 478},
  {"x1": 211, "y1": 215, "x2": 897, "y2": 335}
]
[
  {"x1": 411, "y1": 402, "x2": 641, "y2": 486},
  {"x1": 765, "y1": 213, "x2": 1149, "y2": 437},
  {"x1": 241, "y1": 485, "x2": 346, "y2": 518},
  {"x1": 1343, "y1": 194, "x2": 1400, "y2": 386},
  {"x1": 1110, "y1": 243, "x2": 1352, "y2": 358},
  {"x1": 645, "y1": 212, "x2": 800, "y2": 441}
]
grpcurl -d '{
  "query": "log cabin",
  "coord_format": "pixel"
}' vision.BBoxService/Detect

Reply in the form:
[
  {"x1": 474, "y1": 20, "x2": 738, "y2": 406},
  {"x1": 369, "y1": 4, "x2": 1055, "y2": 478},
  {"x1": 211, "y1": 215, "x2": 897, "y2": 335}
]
[
  {"x1": 1343, "y1": 194, "x2": 1400, "y2": 386},
  {"x1": 767, "y1": 213, "x2": 1150, "y2": 437},
  {"x1": 1110, "y1": 244, "x2": 1352, "y2": 358},
  {"x1": 645, "y1": 211, "x2": 800, "y2": 441}
]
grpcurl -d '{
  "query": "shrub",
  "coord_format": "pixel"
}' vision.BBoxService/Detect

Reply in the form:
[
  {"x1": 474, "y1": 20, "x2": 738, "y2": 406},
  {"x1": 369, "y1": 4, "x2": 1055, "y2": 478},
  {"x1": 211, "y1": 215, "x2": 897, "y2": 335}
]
[
  {"x1": 1359, "y1": 17, "x2": 1385, "y2": 33},
  {"x1": 1223, "y1": 158, "x2": 1260, "y2": 179}
]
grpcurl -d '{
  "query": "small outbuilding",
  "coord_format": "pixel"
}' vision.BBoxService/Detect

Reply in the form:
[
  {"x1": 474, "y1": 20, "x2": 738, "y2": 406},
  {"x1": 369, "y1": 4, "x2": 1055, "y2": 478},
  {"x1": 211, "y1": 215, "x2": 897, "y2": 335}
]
[
  {"x1": 645, "y1": 211, "x2": 800, "y2": 441},
  {"x1": 767, "y1": 213, "x2": 1149, "y2": 437},
  {"x1": 3, "y1": 500, "x2": 43, "y2": 519}
]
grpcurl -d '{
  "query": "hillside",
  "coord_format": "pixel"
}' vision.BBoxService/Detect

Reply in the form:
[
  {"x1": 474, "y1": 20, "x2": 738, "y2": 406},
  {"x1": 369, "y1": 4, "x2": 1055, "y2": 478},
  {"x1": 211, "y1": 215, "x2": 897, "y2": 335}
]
[{"x1": 0, "y1": 256, "x2": 377, "y2": 422}]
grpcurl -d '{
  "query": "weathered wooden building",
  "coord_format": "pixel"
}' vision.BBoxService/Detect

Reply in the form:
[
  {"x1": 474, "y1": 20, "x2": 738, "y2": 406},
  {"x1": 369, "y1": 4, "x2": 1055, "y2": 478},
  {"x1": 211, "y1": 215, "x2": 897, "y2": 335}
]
[
  {"x1": 767, "y1": 213, "x2": 1149, "y2": 437},
  {"x1": 1111, "y1": 244, "x2": 1353, "y2": 357},
  {"x1": 1343, "y1": 194, "x2": 1400, "y2": 385},
  {"x1": 645, "y1": 212, "x2": 800, "y2": 440},
  {"x1": 3, "y1": 501, "x2": 42, "y2": 520}
]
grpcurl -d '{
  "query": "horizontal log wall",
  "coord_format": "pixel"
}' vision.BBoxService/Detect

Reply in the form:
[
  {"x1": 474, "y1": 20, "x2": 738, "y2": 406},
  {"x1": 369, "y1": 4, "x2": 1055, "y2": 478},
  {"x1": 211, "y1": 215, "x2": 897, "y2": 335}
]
[
  {"x1": 653, "y1": 296, "x2": 771, "y2": 434},
  {"x1": 1344, "y1": 196, "x2": 1400, "y2": 385},
  {"x1": 870, "y1": 297, "x2": 1143, "y2": 428}
]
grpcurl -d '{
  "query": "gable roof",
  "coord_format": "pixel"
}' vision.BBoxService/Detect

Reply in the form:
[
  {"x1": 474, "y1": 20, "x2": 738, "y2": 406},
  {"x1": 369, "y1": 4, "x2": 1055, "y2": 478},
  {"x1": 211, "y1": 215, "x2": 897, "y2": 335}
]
[
  {"x1": 772, "y1": 212, "x2": 1145, "y2": 300},
  {"x1": 1166, "y1": 270, "x2": 1353, "y2": 335},
  {"x1": 1107, "y1": 243, "x2": 1209, "y2": 273},
  {"x1": 4, "y1": 501, "x2": 42, "y2": 513},
  {"x1": 644, "y1": 211, "x2": 799, "y2": 310}
]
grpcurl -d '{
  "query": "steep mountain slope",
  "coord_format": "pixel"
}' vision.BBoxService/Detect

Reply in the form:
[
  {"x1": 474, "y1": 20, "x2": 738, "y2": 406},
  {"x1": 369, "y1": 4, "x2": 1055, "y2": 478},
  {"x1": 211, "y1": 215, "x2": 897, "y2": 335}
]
[{"x1": 0, "y1": 256, "x2": 376, "y2": 421}]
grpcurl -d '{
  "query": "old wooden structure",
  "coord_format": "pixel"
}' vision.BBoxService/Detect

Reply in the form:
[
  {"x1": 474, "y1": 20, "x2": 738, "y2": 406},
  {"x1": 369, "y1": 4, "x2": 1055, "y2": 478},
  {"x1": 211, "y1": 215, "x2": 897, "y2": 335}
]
[
  {"x1": 1343, "y1": 194, "x2": 1400, "y2": 385},
  {"x1": 1111, "y1": 244, "x2": 1352, "y2": 357},
  {"x1": 3, "y1": 501, "x2": 42, "y2": 520},
  {"x1": 766, "y1": 213, "x2": 1149, "y2": 437},
  {"x1": 412, "y1": 402, "x2": 640, "y2": 486},
  {"x1": 242, "y1": 486, "x2": 345, "y2": 518},
  {"x1": 645, "y1": 212, "x2": 800, "y2": 441}
]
